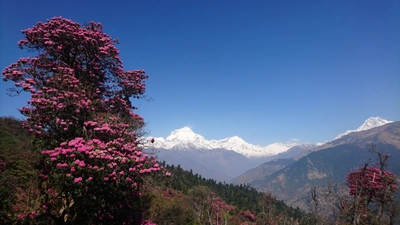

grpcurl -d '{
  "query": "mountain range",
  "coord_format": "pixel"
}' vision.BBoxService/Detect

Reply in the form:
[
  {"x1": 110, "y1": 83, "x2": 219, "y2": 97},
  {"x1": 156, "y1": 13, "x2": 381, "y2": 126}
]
[
  {"x1": 153, "y1": 117, "x2": 392, "y2": 158},
  {"x1": 150, "y1": 117, "x2": 394, "y2": 182},
  {"x1": 233, "y1": 121, "x2": 400, "y2": 209},
  {"x1": 152, "y1": 127, "x2": 299, "y2": 158}
]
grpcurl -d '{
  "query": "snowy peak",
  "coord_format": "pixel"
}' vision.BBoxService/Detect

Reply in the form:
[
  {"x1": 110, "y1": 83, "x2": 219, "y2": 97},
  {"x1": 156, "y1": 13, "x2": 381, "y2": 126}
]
[
  {"x1": 334, "y1": 117, "x2": 393, "y2": 140},
  {"x1": 358, "y1": 117, "x2": 392, "y2": 131},
  {"x1": 222, "y1": 136, "x2": 246, "y2": 146},
  {"x1": 166, "y1": 127, "x2": 205, "y2": 142}
]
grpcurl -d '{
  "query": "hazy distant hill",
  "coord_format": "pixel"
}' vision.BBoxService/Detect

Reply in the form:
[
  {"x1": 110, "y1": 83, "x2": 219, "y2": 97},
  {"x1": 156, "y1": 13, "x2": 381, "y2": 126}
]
[
  {"x1": 154, "y1": 144, "x2": 315, "y2": 183},
  {"x1": 232, "y1": 158, "x2": 295, "y2": 185},
  {"x1": 295, "y1": 119, "x2": 398, "y2": 160},
  {"x1": 240, "y1": 122, "x2": 400, "y2": 209}
]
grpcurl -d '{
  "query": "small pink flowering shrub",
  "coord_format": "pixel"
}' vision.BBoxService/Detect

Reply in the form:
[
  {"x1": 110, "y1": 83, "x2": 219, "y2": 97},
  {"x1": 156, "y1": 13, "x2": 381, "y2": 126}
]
[
  {"x1": 206, "y1": 192, "x2": 238, "y2": 225},
  {"x1": 2, "y1": 17, "x2": 161, "y2": 224},
  {"x1": 241, "y1": 210, "x2": 256, "y2": 222}
]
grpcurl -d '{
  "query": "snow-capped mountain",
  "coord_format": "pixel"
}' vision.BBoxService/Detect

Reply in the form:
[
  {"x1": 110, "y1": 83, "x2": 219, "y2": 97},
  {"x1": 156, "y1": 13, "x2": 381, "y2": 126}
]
[
  {"x1": 152, "y1": 127, "x2": 298, "y2": 158},
  {"x1": 151, "y1": 116, "x2": 395, "y2": 182},
  {"x1": 334, "y1": 117, "x2": 393, "y2": 140},
  {"x1": 152, "y1": 117, "x2": 393, "y2": 160}
]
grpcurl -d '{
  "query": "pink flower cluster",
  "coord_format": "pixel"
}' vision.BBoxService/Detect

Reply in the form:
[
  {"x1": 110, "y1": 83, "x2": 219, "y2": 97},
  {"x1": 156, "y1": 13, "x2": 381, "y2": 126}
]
[
  {"x1": 74, "y1": 177, "x2": 83, "y2": 183},
  {"x1": 207, "y1": 193, "x2": 237, "y2": 224},
  {"x1": 42, "y1": 125, "x2": 162, "y2": 187}
]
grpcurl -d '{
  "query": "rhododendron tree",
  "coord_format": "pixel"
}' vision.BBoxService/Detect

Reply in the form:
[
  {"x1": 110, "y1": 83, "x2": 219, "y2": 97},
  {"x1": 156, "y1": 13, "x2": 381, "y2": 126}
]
[
  {"x1": 344, "y1": 166, "x2": 398, "y2": 224},
  {"x1": 341, "y1": 149, "x2": 399, "y2": 225},
  {"x1": 2, "y1": 17, "x2": 163, "y2": 224},
  {"x1": 347, "y1": 167, "x2": 397, "y2": 205}
]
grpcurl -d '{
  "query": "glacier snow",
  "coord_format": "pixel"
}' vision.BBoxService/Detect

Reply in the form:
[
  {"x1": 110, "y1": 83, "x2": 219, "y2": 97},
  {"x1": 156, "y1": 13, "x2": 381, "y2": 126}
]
[{"x1": 153, "y1": 127, "x2": 298, "y2": 158}]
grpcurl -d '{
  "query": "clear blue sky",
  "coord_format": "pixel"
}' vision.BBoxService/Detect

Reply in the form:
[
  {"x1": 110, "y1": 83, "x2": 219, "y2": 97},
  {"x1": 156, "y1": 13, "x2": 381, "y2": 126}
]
[{"x1": 1, "y1": 1, "x2": 399, "y2": 145}]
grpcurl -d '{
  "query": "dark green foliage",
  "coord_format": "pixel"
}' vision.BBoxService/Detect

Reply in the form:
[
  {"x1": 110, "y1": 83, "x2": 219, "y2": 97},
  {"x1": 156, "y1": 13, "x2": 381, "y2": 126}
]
[
  {"x1": 143, "y1": 188, "x2": 196, "y2": 225},
  {"x1": 0, "y1": 117, "x2": 37, "y2": 224}
]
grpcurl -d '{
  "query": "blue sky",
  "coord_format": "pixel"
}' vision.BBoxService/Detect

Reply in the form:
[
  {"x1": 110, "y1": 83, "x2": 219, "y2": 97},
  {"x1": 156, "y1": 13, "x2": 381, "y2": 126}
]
[{"x1": 1, "y1": 1, "x2": 399, "y2": 146}]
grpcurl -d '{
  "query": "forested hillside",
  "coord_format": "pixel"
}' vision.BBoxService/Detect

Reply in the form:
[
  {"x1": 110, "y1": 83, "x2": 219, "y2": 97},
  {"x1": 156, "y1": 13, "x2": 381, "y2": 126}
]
[
  {"x1": 1, "y1": 116, "x2": 313, "y2": 224},
  {"x1": 156, "y1": 163, "x2": 308, "y2": 223},
  {"x1": 0, "y1": 117, "x2": 38, "y2": 224}
]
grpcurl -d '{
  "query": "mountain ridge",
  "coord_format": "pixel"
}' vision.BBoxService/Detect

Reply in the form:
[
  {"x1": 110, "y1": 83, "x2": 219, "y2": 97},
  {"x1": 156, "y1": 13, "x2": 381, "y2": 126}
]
[
  {"x1": 295, "y1": 120, "x2": 399, "y2": 160},
  {"x1": 334, "y1": 117, "x2": 393, "y2": 140},
  {"x1": 233, "y1": 121, "x2": 400, "y2": 209},
  {"x1": 152, "y1": 117, "x2": 392, "y2": 158},
  {"x1": 153, "y1": 127, "x2": 298, "y2": 158}
]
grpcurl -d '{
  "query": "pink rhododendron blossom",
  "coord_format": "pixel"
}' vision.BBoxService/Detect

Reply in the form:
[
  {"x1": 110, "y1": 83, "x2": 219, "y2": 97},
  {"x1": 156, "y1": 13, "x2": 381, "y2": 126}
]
[{"x1": 74, "y1": 177, "x2": 83, "y2": 183}]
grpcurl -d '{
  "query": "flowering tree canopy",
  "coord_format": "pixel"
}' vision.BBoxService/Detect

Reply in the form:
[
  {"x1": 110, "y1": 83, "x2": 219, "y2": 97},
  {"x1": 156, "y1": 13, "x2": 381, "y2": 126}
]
[
  {"x1": 347, "y1": 167, "x2": 398, "y2": 205},
  {"x1": 342, "y1": 161, "x2": 398, "y2": 225},
  {"x1": 2, "y1": 17, "x2": 162, "y2": 224}
]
